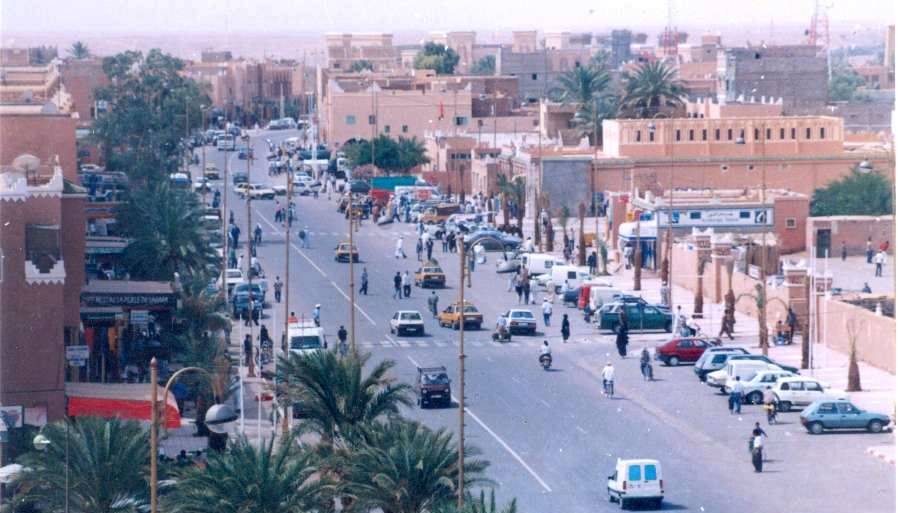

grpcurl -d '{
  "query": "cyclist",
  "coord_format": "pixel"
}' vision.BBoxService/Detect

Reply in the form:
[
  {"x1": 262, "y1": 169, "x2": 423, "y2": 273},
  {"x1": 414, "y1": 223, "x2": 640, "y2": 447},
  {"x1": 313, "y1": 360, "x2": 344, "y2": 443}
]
[{"x1": 601, "y1": 362, "x2": 615, "y2": 397}]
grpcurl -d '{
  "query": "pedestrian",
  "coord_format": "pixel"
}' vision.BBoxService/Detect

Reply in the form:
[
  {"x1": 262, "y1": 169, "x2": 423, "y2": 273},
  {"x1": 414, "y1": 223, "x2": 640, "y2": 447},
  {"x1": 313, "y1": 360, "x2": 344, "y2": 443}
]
[
  {"x1": 428, "y1": 291, "x2": 439, "y2": 317},
  {"x1": 442, "y1": 234, "x2": 449, "y2": 253},
  {"x1": 514, "y1": 274, "x2": 524, "y2": 303},
  {"x1": 393, "y1": 272, "x2": 402, "y2": 299},
  {"x1": 243, "y1": 334, "x2": 254, "y2": 373},
  {"x1": 862, "y1": 282, "x2": 872, "y2": 293},
  {"x1": 416, "y1": 238, "x2": 423, "y2": 261},
  {"x1": 298, "y1": 228, "x2": 307, "y2": 248},
  {"x1": 468, "y1": 249, "x2": 476, "y2": 272},
  {"x1": 395, "y1": 236, "x2": 407, "y2": 259},
  {"x1": 719, "y1": 306, "x2": 735, "y2": 340},
  {"x1": 786, "y1": 307, "x2": 797, "y2": 344},
  {"x1": 542, "y1": 298, "x2": 552, "y2": 326},
  {"x1": 841, "y1": 240, "x2": 847, "y2": 261},
  {"x1": 874, "y1": 250, "x2": 885, "y2": 277},
  {"x1": 587, "y1": 251, "x2": 597, "y2": 275},
  {"x1": 523, "y1": 278, "x2": 531, "y2": 305},
  {"x1": 730, "y1": 376, "x2": 744, "y2": 414},
  {"x1": 880, "y1": 240, "x2": 890, "y2": 253},
  {"x1": 426, "y1": 238, "x2": 434, "y2": 261},
  {"x1": 866, "y1": 237, "x2": 874, "y2": 263},
  {"x1": 273, "y1": 276, "x2": 283, "y2": 303},
  {"x1": 507, "y1": 273, "x2": 515, "y2": 293},
  {"x1": 402, "y1": 271, "x2": 412, "y2": 298},
  {"x1": 359, "y1": 267, "x2": 369, "y2": 295},
  {"x1": 750, "y1": 427, "x2": 764, "y2": 472},
  {"x1": 528, "y1": 275, "x2": 538, "y2": 304},
  {"x1": 561, "y1": 314, "x2": 570, "y2": 343},
  {"x1": 616, "y1": 309, "x2": 629, "y2": 357}
]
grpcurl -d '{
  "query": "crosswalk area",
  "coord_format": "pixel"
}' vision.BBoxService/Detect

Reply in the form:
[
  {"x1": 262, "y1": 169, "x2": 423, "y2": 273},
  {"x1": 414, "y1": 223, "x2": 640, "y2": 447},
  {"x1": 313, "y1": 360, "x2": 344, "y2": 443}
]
[{"x1": 359, "y1": 336, "x2": 608, "y2": 350}]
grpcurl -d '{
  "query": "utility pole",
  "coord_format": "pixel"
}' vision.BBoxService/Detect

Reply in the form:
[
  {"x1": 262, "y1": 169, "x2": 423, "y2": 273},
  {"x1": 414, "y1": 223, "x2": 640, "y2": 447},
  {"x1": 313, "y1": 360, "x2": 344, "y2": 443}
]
[
  {"x1": 457, "y1": 239, "x2": 467, "y2": 512},
  {"x1": 348, "y1": 193, "x2": 357, "y2": 353},
  {"x1": 281, "y1": 155, "x2": 292, "y2": 436},
  {"x1": 245, "y1": 148, "x2": 256, "y2": 378},
  {"x1": 221, "y1": 144, "x2": 230, "y2": 314}
]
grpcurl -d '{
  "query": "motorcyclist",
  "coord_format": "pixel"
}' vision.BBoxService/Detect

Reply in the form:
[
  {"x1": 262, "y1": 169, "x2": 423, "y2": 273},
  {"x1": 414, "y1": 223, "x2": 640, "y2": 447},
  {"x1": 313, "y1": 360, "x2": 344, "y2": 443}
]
[
  {"x1": 601, "y1": 362, "x2": 615, "y2": 396},
  {"x1": 539, "y1": 340, "x2": 552, "y2": 363},
  {"x1": 254, "y1": 223, "x2": 263, "y2": 245},
  {"x1": 494, "y1": 315, "x2": 510, "y2": 341},
  {"x1": 762, "y1": 386, "x2": 778, "y2": 424},
  {"x1": 312, "y1": 304, "x2": 321, "y2": 327}
]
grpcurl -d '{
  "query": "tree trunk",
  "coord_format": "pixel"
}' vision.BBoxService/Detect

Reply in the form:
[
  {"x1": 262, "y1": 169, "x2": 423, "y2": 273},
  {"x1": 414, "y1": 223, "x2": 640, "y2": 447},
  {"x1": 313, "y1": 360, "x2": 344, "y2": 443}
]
[
  {"x1": 847, "y1": 335, "x2": 862, "y2": 391},
  {"x1": 501, "y1": 194, "x2": 510, "y2": 230},
  {"x1": 546, "y1": 215, "x2": 554, "y2": 252},
  {"x1": 578, "y1": 203, "x2": 587, "y2": 266},
  {"x1": 801, "y1": 279, "x2": 811, "y2": 369},
  {"x1": 694, "y1": 275, "x2": 704, "y2": 318},
  {"x1": 756, "y1": 284, "x2": 769, "y2": 355}
]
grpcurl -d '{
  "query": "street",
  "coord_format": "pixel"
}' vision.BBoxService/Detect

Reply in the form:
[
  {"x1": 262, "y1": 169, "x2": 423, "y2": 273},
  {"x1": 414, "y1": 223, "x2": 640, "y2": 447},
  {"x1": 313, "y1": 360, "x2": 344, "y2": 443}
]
[{"x1": 202, "y1": 129, "x2": 896, "y2": 513}]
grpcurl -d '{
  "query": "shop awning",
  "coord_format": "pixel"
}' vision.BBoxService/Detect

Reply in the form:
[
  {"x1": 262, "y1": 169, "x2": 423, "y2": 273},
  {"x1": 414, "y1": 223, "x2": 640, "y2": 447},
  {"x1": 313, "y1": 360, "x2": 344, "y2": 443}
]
[
  {"x1": 66, "y1": 383, "x2": 181, "y2": 429},
  {"x1": 80, "y1": 306, "x2": 125, "y2": 322}
]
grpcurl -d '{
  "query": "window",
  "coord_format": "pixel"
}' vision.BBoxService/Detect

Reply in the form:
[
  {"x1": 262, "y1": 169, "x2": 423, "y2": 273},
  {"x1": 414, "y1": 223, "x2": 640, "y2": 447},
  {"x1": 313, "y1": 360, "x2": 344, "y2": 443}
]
[
  {"x1": 635, "y1": 130, "x2": 641, "y2": 142},
  {"x1": 739, "y1": 211, "x2": 751, "y2": 219},
  {"x1": 791, "y1": 127, "x2": 796, "y2": 139},
  {"x1": 688, "y1": 129, "x2": 694, "y2": 141},
  {"x1": 345, "y1": 115, "x2": 357, "y2": 125},
  {"x1": 678, "y1": 340, "x2": 694, "y2": 348},
  {"x1": 455, "y1": 116, "x2": 468, "y2": 126},
  {"x1": 819, "y1": 127, "x2": 825, "y2": 139},
  {"x1": 780, "y1": 128, "x2": 785, "y2": 139},
  {"x1": 644, "y1": 465, "x2": 657, "y2": 481},
  {"x1": 766, "y1": 128, "x2": 772, "y2": 140},
  {"x1": 402, "y1": 125, "x2": 409, "y2": 133},
  {"x1": 785, "y1": 217, "x2": 797, "y2": 229},
  {"x1": 805, "y1": 127, "x2": 811, "y2": 139},
  {"x1": 689, "y1": 211, "x2": 701, "y2": 220},
  {"x1": 532, "y1": 73, "x2": 538, "y2": 80},
  {"x1": 702, "y1": 129, "x2": 707, "y2": 141},
  {"x1": 805, "y1": 382, "x2": 823, "y2": 392},
  {"x1": 649, "y1": 131, "x2": 655, "y2": 142},
  {"x1": 25, "y1": 224, "x2": 61, "y2": 273},
  {"x1": 727, "y1": 128, "x2": 733, "y2": 141},
  {"x1": 368, "y1": 114, "x2": 376, "y2": 125},
  {"x1": 754, "y1": 128, "x2": 760, "y2": 140},
  {"x1": 715, "y1": 128, "x2": 721, "y2": 140},
  {"x1": 817, "y1": 402, "x2": 837, "y2": 414},
  {"x1": 675, "y1": 129, "x2": 681, "y2": 141},
  {"x1": 628, "y1": 465, "x2": 642, "y2": 481},
  {"x1": 837, "y1": 402, "x2": 859, "y2": 414},
  {"x1": 739, "y1": 129, "x2": 745, "y2": 140},
  {"x1": 384, "y1": 125, "x2": 390, "y2": 133}
]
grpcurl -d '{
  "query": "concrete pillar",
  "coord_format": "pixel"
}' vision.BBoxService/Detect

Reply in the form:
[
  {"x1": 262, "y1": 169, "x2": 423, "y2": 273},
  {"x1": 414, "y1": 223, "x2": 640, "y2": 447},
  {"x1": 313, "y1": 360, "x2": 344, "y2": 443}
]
[
  {"x1": 710, "y1": 233, "x2": 734, "y2": 303},
  {"x1": 782, "y1": 259, "x2": 809, "y2": 320}
]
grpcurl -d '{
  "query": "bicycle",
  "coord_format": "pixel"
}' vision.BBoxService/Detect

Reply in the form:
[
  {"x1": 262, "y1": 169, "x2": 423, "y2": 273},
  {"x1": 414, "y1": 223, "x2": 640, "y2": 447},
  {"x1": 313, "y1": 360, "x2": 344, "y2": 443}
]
[{"x1": 603, "y1": 379, "x2": 614, "y2": 398}]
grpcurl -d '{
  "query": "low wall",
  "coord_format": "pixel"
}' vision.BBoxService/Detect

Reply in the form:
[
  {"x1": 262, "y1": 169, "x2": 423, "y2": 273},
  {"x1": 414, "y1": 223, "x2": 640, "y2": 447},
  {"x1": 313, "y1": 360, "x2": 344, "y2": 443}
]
[{"x1": 819, "y1": 297, "x2": 896, "y2": 374}]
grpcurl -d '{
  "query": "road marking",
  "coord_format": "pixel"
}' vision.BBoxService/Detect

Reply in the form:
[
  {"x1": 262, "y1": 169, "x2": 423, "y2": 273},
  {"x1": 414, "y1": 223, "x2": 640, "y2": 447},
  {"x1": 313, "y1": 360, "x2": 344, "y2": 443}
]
[
  {"x1": 576, "y1": 425, "x2": 587, "y2": 434},
  {"x1": 539, "y1": 399, "x2": 551, "y2": 408},
  {"x1": 397, "y1": 340, "x2": 410, "y2": 347},
  {"x1": 414, "y1": 340, "x2": 427, "y2": 348},
  {"x1": 329, "y1": 279, "x2": 377, "y2": 327},
  {"x1": 405, "y1": 355, "x2": 552, "y2": 493},
  {"x1": 435, "y1": 341, "x2": 447, "y2": 348},
  {"x1": 384, "y1": 335, "x2": 399, "y2": 348}
]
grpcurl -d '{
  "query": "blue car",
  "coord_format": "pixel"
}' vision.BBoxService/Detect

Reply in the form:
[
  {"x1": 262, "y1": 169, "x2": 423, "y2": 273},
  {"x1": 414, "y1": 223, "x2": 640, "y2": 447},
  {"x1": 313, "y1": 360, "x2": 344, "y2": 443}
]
[{"x1": 800, "y1": 399, "x2": 891, "y2": 434}]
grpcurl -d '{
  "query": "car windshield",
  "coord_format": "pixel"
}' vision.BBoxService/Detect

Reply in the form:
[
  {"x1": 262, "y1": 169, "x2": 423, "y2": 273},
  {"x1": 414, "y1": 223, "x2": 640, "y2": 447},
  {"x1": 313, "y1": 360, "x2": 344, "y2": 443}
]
[
  {"x1": 463, "y1": 305, "x2": 479, "y2": 313},
  {"x1": 424, "y1": 267, "x2": 442, "y2": 273},
  {"x1": 400, "y1": 312, "x2": 422, "y2": 321},
  {"x1": 511, "y1": 311, "x2": 533, "y2": 318},
  {"x1": 290, "y1": 336, "x2": 323, "y2": 350},
  {"x1": 423, "y1": 373, "x2": 450, "y2": 385}
]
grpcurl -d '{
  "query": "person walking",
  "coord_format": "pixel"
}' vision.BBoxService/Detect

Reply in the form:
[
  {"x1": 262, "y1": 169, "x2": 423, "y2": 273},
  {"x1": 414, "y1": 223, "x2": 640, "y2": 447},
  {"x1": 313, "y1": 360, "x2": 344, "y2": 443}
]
[
  {"x1": 395, "y1": 236, "x2": 407, "y2": 259},
  {"x1": 428, "y1": 291, "x2": 439, "y2": 318},
  {"x1": 416, "y1": 238, "x2": 423, "y2": 261},
  {"x1": 359, "y1": 267, "x2": 369, "y2": 295},
  {"x1": 243, "y1": 334, "x2": 255, "y2": 377},
  {"x1": 786, "y1": 307, "x2": 797, "y2": 344},
  {"x1": 393, "y1": 272, "x2": 402, "y2": 299},
  {"x1": 750, "y1": 427, "x2": 764, "y2": 472},
  {"x1": 615, "y1": 317, "x2": 629, "y2": 357},
  {"x1": 426, "y1": 238, "x2": 434, "y2": 261},
  {"x1": 337, "y1": 325, "x2": 348, "y2": 355},
  {"x1": 561, "y1": 314, "x2": 570, "y2": 343},
  {"x1": 841, "y1": 241, "x2": 847, "y2": 261},
  {"x1": 862, "y1": 282, "x2": 872, "y2": 293},
  {"x1": 587, "y1": 251, "x2": 597, "y2": 275},
  {"x1": 273, "y1": 276, "x2": 283, "y2": 303},
  {"x1": 729, "y1": 376, "x2": 744, "y2": 414},
  {"x1": 402, "y1": 271, "x2": 412, "y2": 298},
  {"x1": 874, "y1": 250, "x2": 885, "y2": 277},
  {"x1": 522, "y1": 278, "x2": 531, "y2": 305},
  {"x1": 866, "y1": 237, "x2": 874, "y2": 263},
  {"x1": 298, "y1": 227, "x2": 308, "y2": 248},
  {"x1": 542, "y1": 298, "x2": 552, "y2": 327},
  {"x1": 515, "y1": 274, "x2": 524, "y2": 303},
  {"x1": 442, "y1": 234, "x2": 449, "y2": 253}
]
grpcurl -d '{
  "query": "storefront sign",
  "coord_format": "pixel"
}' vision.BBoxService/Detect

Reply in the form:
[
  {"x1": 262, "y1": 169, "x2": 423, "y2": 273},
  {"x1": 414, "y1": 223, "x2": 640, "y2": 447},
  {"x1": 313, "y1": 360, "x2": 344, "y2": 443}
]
[
  {"x1": 81, "y1": 292, "x2": 176, "y2": 309},
  {"x1": 130, "y1": 310, "x2": 149, "y2": 325},
  {"x1": 659, "y1": 207, "x2": 773, "y2": 228},
  {"x1": 0, "y1": 405, "x2": 24, "y2": 429},
  {"x1": 66, "y1": 345, "x2": 90, "y2": 367}
]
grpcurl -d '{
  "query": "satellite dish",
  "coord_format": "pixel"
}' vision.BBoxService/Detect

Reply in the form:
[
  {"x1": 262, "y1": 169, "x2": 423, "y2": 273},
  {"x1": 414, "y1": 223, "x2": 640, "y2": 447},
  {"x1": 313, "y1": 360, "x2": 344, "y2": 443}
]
[{"x1": 12, "y1": 154, "x2": 40, "y2": 172}]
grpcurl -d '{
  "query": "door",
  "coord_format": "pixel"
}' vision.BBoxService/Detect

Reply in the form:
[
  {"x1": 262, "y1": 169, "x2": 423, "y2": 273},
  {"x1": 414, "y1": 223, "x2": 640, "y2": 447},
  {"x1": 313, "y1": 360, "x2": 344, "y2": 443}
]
[
  {"x1": 816, "y1": 229, "x2": 831, "y2": 258},
  {"x1": 803, "y1": 381, "x2": 825, "y2": 404},
  {"x1": 836, "y1": 402, "x2": 862, "y2": 428},
  {"x1": 626, "y1": 464, "x2": 644, "y2": 494},
  {"x1": 676, "y1": 339, "x2": 695, "y2": 361}
]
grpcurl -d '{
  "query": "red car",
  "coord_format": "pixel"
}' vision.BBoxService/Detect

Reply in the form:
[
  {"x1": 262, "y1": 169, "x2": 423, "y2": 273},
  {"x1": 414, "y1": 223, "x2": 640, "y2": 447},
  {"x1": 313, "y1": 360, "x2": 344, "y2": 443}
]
[{"x1": 654, "y1": 336, "x2": 721, "y2": 366}]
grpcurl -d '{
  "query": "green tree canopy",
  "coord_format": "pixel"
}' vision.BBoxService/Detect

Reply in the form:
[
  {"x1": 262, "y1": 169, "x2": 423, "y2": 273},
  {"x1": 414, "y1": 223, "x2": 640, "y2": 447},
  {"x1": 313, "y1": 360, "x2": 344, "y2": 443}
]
[
  {"x1": 70, "y1": 41, "x2": 91, "y2": 59},
  {"x1": 12, "y1": 418, "x2": 150, "y2": 513},
  {"x1": 470, "y1": 55, "x2": 496, "y2": 75},
  {"x1": 621, "y1": 60, "x2": 687, "y2": 118},
  {"x1": 343, "y1": 134, "x2": 430, "y2": 174},
  {"x1": 553, "y1": 52, "x2": 616, "y2": 144},
  {"x1": 350, "y1": 59, "x2": 375, "y2": 72},
  {"x1": 93, "y1": 49, "x2": 210, "y2": 184},
  {"x1": 811, "y1": 166, "x2": 893, "y2": 216},
  {"x1": 414, "y1": 42, "x2": 460, "y2": 75},
  {"x1": 828, "y1": 68, "x2": 869, "y2": 101}
]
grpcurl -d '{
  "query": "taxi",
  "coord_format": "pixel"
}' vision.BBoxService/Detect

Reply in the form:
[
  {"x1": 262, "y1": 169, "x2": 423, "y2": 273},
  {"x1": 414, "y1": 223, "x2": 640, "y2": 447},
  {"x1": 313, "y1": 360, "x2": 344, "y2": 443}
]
[
  {"x1": 414, "y1": 260, "x2": 446, "y2": 288},
  {"x1": 334, "y1": 241, "x2": 359, "y2": 263},
  {"x1": 437, "y1": 301, "x2": 483, "y2": 330}
]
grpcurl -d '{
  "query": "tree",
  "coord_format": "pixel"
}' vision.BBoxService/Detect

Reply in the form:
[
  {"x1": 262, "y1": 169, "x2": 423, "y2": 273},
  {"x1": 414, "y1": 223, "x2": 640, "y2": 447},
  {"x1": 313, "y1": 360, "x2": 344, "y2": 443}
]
[
  {"x1": 343, "y1": 135, "x2": 429, "y2": 174},
  {"x1": 414, "y1": 42, "x2": 460, "y2": 75},
  {"x1": 397, "y1": 136, "x2": 430, "y2": 170},
  {"x1": 93, "y1": 49, "x2": 210, "y2": 184},
  {"x1": 495, "y1": 174, "x2": 513, "y2": 230},
  {"x1": 828, "y1": 68, "x2": 868, "y2": 101},
  {"x1": 276, "y1": 350, "x2": 412, "y2": 445},
  {"x1": 811, "y1": 167, "x2": 893, "y2": 216},
  {"x1": 435, "y1": 490, "x2": 517, "y2": 513},
  {"x1": 497, "y1": 174, "x2": 527, "y2": 237},
  {"x1": 577, "y1": 202, "x2": 587, "y2": 266},
  {"x1": 119, "y1": 182, "x2": 216, "y2": 282},
  {"x1": 470, "y1": 55, "x2": 496, "y2": 75},
  {"x1": 339, "y1": 419, "x2": 491, "y2": 513},
  {"x1": 12, "y1": 418, "x2": 150, "y2": 513},
  {"x1": 164, "y1": 435, "x2": 325, "y2": 513},
  {"x1": 846, "y1": 320, "x2": 863, "y2": 391},
  {"x1": 554, "y1": 53, "x2": 615, "y2": 145},
  {"x1": 350, "y1": 60, "x2": 374, "y2": 72},
  {"x1": 621, "y1": 60, "x2": 687, "y2": 118},
  {"x1": 70, "y1": 41, "x2": 91, "y2": 59}
]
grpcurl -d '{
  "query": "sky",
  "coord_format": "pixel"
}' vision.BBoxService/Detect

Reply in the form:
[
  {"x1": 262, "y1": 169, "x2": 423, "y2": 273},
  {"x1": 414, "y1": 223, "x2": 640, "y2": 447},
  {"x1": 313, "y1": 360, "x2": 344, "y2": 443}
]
[{"x1": 2, "y1": 0, "x2": 895, "y2": 35}]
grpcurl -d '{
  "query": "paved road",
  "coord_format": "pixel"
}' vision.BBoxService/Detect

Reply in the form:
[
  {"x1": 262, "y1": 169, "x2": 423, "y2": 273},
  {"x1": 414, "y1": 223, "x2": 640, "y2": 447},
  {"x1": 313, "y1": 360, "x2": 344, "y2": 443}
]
[{"x1": 199, "y1": 130, "x2": 896, "y2": 513}]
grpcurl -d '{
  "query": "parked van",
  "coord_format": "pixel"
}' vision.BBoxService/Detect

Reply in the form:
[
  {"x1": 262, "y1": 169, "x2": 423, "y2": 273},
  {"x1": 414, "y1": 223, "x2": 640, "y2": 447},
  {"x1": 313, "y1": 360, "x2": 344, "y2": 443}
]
[
  {"x1": 587, "y1": 283, "x2": 624, "y2": 311},
  {"x1": 606, "y1": 458, "x2": 664, "y2": 509},
  {"x1": 546, "y1": 265, "x2": 592, "y2": 293},
  {"x1": 216, "y1": 134, "x2": 236, "y2": 151},
  {"x1": 520, "y1": 253, "x2": 566, "y2": 276},
  {"x1": 287, "y1": 321, "x2": 327, "y2": 355}
]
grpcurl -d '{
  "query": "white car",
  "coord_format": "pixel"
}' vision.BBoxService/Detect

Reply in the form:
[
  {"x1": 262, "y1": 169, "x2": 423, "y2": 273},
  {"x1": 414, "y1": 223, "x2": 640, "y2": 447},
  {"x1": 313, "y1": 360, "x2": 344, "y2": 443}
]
[
  {"x1": 288, "y1": 320, "x2": 327, "y2": 355},
  {"x1": 203, "y1": 164, "x2": 220, "y2": 180},
  {"x1": 271, "y1": 185, "x2": 288, "y2": 196},
  {"x1": 240, "y1": 183, "x2": 276, "y2": 200},
  {"x1": 193, "y1": 178, "x2": 213, "y2": 193},
  {"x1": 233, "y1": 183, "x2": 251, "y2": 196},
  {"x1": 294, "y1": 181, "x2": 322, "y2": 196},
  {"x1": 724, "y1": 369, "x2": 795, "y2": 404},
  {"x1": 774, "y1": 376, "x2": 840, "y2": 411},
  {"x1": 499, "y1": 309, "x2": 537, "y2": 335},
  {"x1": 221, "y1": 268, "x2": 245, "y2": 292},
  {"x1": 390, "y1": 310, "x2": 425, "y2": 336}
]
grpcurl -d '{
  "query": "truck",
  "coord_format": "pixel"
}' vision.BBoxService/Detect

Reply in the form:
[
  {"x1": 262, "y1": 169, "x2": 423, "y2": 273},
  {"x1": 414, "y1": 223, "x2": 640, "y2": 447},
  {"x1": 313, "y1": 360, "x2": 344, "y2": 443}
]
[{"x1": 287, "y1": 321, "x2": 327, "y2": 355}]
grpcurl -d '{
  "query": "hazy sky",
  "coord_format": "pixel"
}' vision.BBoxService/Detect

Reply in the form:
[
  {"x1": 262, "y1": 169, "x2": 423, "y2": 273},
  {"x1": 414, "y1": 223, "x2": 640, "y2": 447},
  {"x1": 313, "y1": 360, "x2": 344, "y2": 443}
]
[{"x1": 2, "y1": 0, "x2": 895, "y2": 34}]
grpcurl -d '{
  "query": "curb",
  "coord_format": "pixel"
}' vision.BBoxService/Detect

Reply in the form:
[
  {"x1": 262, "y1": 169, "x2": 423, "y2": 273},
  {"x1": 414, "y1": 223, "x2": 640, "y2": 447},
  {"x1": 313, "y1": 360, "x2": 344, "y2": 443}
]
[{"x1": 866, "y1": 446, "x2": 897, "y2": 465}]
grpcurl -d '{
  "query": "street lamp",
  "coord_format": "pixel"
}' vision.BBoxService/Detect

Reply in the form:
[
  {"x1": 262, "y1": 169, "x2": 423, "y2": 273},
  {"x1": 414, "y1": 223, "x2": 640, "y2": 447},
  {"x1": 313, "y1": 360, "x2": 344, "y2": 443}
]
[
  {"x1": 857, "y1": 160, "x2": 874, "y2": 173},
  {"x1": 31, "y1": 434, "x2": 50, "y2": 451},
  {"x1": 33, "y1": 425, "x2": 68, "y2": 513},
  {"x1": 149, "y1": 358, "x2": 236, "y2": 513}
]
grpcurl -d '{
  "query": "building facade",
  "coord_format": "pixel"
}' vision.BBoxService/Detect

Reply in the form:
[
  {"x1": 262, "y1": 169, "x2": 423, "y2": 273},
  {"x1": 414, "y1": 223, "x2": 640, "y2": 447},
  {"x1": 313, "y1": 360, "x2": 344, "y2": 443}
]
[{"x1": 719, "y1": 45, "x2": 828, "y2": 112}]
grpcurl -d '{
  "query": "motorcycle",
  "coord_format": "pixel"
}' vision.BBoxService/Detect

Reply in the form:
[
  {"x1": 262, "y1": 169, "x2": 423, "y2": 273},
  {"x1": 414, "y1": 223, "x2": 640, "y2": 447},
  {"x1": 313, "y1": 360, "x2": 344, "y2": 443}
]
[
  {"x1": 491, "y1": 325, "x2": 511, "y2": 343},
  {"x1": 640, "y1": 360, "x2": 654, "y2": 381},
  {"x1": 539, "y1": 354, "x2": 552, "y2": 370}
]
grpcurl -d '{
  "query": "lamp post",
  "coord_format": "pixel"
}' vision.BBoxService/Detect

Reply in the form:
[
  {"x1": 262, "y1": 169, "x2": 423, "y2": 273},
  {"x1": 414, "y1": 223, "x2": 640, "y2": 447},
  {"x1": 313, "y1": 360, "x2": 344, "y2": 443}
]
[
  {"x1": 648, "y1": 114, "x2": 674, "y2": 307},
  {"x1": 200, "y1": 105, "x2": 209, "y2": 206},
  {"x1": 149, "y1": 358, "x2": 236, "y2": 513}
]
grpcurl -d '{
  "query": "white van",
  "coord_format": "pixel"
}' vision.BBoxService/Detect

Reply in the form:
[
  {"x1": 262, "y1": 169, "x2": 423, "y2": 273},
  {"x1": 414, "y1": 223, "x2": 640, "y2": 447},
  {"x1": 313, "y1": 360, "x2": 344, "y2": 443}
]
[
  {"x1": 216, "y1": 135, "x2": 235, "y2": 151},
  {"x1": 588, "y1": 283, "x2": 624, "y2": 311},
  {"x1": 287, "y1": 321, "x2": 327, "y2": 355},
  {"x1": 606, "y1": 458, "x2": 664, "y2": 509},
  {"x1": 708, "y1": 360, "x2": 780, "y2": 391},
  {"x1": 544, "y1": 265, "x2": 592, "y2": 293},
  {"x1": 520, "y1": 253, "x2": 566, "y2": 276}
]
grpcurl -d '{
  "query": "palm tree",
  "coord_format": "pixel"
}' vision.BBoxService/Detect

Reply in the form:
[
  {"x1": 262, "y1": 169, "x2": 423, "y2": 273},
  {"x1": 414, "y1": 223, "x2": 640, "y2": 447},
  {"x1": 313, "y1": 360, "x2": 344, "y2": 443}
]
[
  {"x1": 120, "y1": 182, "x2": 216, "y2": 282},
  {"x1": 339, "y1": 419, "x2": 492, "y2": 513},
  {"x1": 434, "y1": 490, "x2": 517, "y2": 513},
  {"x1": 13, "y1": 418, "x2": 149, "y2": 513},
  {"x1": 495, "y1": 174, "x2": 512, "y2": 230},
  {"x1": 164, "y1": 435, "x2": 325, "y2": 513},
  {"x1": 621, "y1": 60, "x2": 687, "y2": 118},
  {"x1": 70, "y1": 41, "x2": 91, "y2": 59},
  {"x1": 397, "y1": 136, "x2": 430, "y2": 172},
  {"x1": 497, "y1": 174, "x2": 527, "y2": 237},
  {"x1": 554, "y1": 53, "x2": 614, "y2": 144},
  {"x1": 577, "y1": 202, "x2": 587, "y2": 266},
  {"x1": 276, "y1": 350, "x2": 412, "y2": 444}
]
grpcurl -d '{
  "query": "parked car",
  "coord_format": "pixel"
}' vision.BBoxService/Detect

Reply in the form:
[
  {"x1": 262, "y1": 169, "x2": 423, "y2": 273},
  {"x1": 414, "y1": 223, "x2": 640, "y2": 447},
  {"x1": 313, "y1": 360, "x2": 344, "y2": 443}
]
[
  {"x1": 499, "y1": 309, "x2": 538, "y2": 335},
  {"x1": 774, "y1": 376, "x2": 840, "y2": 411},
  {"x1": 800, "y1": 399, "x2": 891, "y2": 434},
  {"x1": 240, "y1": 183, "x2": 276, "y2": 200},
  {"x1": 706, "y1": 360, "x2": 785, "y2": 392},
  {"x1": 598, "y1": 301, "x2": 672, "y2": 334},
  {"x1": 415, "y1": 366, "x2": 452, "y2": 408},
  {"x1": 700, "y1": 353, "x2": 798, "y2": 385},
  {"x1": 231, "y1": 171, "x2": 248, "y2": 185},
  {"x1": 221, "y1": 268, "x2": 245, "y2": 292},
  {"x1": 193, "y1": 178, "x2": 213, "y2": 193},
  {"x1": 693, "y1": 347, "x2": 751, "y2": 381},
  {"x1": 655, "y1": 336, "x2": 722, "y2": 366},
  {"x1": 724, "y1": 369, "x2": 796, "y2": 404},
  {"x1": 606, "y1": 459, "x2": 664, "y2": 510},
  {"x1": 203, "y1": 164, "x2": 220, "y2": 180},
  {"x1": 414, "y1": 260, "x2": 446, "y2": 288},
  {"x1": 438, "y1": 301, "x2": 483, "y2": 330},
  {"x1": 334, "y1": 241, "x2": 359, "y2": 262},
  {"x1": 464, "y1": 230, "x2": 522, "y2": 252},
  {"x1": 390, "y1": 310, "x2": 425, "y2": 336},
  {"x1": 232, "y1": 283, "x2": 264, "y2": 316}
]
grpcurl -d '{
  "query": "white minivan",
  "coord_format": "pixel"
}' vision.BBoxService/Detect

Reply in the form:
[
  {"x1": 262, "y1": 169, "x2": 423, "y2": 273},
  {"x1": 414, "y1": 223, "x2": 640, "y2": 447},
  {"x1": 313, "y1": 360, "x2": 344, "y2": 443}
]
[
  {"x1": 288, "y1": 321, "x2": 327, "y2": 355},
  {"x1": 606, "y1": 458, "x2": 664, "y2": 509},
  {"x1": 707, "y1": 360, "x2": 781, "y2": 392},
  {"x1": 520, "y1": 253, "x2": 566, "y2": 276},
  {"x1": 545, "y1": 265, "x2": 592, "y2": 293}
]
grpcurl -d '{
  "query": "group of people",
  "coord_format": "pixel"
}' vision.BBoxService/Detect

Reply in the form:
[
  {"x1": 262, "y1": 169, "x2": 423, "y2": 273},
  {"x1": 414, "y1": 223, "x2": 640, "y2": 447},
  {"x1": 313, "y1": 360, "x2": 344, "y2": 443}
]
[{"x1": 392, "y1": 271, "x2": 413, "y2": 299}]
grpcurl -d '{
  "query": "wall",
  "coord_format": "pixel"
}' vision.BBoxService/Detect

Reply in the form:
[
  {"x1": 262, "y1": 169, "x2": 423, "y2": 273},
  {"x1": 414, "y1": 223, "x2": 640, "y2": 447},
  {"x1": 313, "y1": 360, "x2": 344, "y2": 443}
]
[
  {"x1": 540, "y1": 156, "x2": 593, "y2": 211},
  {"x1": 471, "y1": 115, "x2": 538, "y2": 134},
  {"x1": 60, "y1": 58, "x2": 109, "y2": 126},
  {"x1": 471, "y1": 158, "x2": 500, "y2": 197},
  {"x1": 0, "y1": 114, "x2": 78, "y2": 181},
  {"x1": 819, "y1": 297, "x2": 896, "y2": 373},
  {"x1": 806, "y1": 216, "x2": 895, "y2": 257}
]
